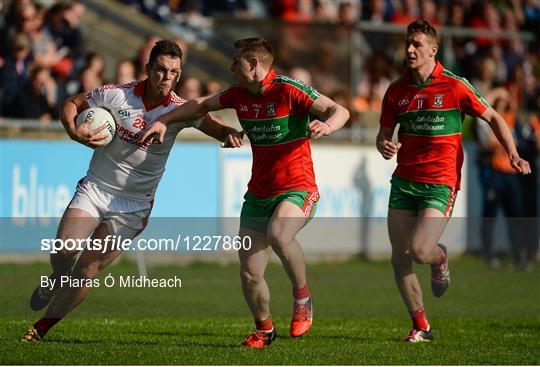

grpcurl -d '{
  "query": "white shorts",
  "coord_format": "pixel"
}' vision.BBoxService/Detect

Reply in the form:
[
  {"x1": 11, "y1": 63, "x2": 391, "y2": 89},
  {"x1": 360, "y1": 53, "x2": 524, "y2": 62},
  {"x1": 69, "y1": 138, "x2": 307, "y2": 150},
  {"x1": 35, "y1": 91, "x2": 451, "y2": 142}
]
[{"x1": 68, "y1": 178, "x2": 153, "y2": 238}]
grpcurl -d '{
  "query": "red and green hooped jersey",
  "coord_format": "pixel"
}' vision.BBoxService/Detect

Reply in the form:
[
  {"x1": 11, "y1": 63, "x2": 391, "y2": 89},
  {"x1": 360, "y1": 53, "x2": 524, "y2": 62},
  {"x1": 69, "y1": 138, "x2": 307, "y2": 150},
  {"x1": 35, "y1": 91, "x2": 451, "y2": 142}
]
[
  {"x1": 220, "y1": 69, "x2": 320, "y2": 198},
  {"x1": 380, "y1": 61, "x2": 490, "y2": 188}
]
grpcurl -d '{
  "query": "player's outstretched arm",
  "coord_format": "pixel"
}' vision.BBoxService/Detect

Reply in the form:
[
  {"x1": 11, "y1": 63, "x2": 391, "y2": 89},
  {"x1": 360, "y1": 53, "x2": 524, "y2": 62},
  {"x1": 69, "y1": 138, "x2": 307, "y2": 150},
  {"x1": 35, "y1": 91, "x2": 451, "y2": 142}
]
[
  {"x1": 61, "y1": 93, "x2": 109, "y2": 149},
  {"x1": 307, "y1": 94, "x2": 350, "y2": 139},
  {"x1": 376, "y1": 126, "x2": 401, "y2": 160},
  {"x1": 198, "y1": 114, "x2": 244, "y2": 148},
  {"x1": 139, "y1": 93, "x2": 224, "y2": 144},
  {"x1": 480, "y1": 107, "x2": 531, "y2": 174}
]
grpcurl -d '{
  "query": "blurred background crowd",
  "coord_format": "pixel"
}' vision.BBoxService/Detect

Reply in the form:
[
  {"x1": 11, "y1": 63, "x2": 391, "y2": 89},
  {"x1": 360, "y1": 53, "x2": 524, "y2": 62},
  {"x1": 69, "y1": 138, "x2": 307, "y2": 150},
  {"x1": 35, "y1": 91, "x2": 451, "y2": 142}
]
[
  {"x1": 1, "y1": 0, "x2": 539, "y2": 123},
  {"x1": 0, "y1": 0, "x2": 538, "y2": 266}
]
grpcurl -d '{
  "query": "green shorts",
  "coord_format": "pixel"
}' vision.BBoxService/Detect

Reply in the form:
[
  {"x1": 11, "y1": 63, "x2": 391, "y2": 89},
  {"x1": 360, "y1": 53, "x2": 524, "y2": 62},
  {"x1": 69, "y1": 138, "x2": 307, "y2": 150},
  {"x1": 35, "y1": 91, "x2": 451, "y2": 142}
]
[
  {"x1": 240, "y1": 190, "x2": 320, "y2": 234},
  {"x1": 389, "y1": 175, "x2": 457, "y2": 217}
]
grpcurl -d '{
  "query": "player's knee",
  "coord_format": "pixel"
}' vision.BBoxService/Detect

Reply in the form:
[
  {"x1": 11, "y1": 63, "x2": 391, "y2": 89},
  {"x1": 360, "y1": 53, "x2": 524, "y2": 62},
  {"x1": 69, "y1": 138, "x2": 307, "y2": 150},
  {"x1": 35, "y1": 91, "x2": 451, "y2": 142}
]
[
  {"x1": 240, "y1": 268, "x2": 263, "y2": 286},
  {"x1": 411, "y1": 247, "x2": 431, "y2": 264},
  {"x1": 267, "y1": 228, "x2": 291, "y2": 251},
  {"x1": 52, "y1": 235, "x2": 82, "y2": 258}
]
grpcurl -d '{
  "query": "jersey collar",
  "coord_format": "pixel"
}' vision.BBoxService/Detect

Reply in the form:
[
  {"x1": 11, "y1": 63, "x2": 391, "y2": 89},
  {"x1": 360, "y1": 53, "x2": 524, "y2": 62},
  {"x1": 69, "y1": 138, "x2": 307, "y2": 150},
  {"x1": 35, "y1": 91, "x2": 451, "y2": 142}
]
[
  {"x1": 252, "y1": 68, "x2": 276, "y2": 96},
  {"x1": 134, "y1": 79, "x2": 173, "y2": 110},
  {"x1": 431, "y1": 60, "x2": 444, "y2": 78},
  {"x1": 405, "y1": 60, "x2": 444, "y2": 89}
]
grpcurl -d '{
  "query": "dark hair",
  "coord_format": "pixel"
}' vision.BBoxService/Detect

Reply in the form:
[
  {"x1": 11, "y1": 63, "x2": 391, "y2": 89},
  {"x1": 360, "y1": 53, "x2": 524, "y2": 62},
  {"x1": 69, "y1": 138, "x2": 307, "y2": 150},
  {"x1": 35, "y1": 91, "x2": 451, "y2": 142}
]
[
  {"x1": 10, "y1": 32, "x2": 31, "y2": 51},
  {"x1": 233, "y1": 37, "x2": 273, "y2": 66},
  {"x1": 407, "y1": 19, "x2": 438, "y2": 44},
  {"x1": 149, "y1": 39, "x2": 183, "y2": 66},
  {"x1": 30, "y1": 65, "x2": 48, "y2": 80}
]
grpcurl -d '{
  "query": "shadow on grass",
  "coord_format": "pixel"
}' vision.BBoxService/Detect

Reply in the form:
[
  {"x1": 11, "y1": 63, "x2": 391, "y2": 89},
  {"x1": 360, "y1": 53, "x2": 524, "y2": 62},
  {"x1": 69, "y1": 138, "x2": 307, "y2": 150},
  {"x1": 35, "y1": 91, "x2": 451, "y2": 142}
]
[
  {"x1": 310, "y1": 333, "x2": 400, "y2": 343},
  {"x1": 128, "y1": 330, "x2": 237, "y2": 338},
  {"x1": 126, "y1": 330, "x2": 238, "y2": 348},
  {"x1": 36, "y1": 338, "x2": 102, "y2": 345}
]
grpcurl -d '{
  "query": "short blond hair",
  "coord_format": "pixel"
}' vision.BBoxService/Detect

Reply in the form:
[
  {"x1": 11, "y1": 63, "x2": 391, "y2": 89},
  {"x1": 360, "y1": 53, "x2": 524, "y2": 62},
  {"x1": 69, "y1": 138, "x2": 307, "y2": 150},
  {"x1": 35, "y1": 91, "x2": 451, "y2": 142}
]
[{"x1": 233, "y1": 37, "x2": 274, "y2": 66}]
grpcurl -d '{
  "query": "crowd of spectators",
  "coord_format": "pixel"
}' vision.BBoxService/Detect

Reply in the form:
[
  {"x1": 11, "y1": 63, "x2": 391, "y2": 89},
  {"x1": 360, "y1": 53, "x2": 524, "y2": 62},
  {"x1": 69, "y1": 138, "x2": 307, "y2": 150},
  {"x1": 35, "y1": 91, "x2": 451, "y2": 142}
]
[
  {"x1": 117, "y1": 1, "x2": 539, "y2": 127},
  {"x1": 266, "y1": 1, "x2": 540, "y2": 120},
  {"x1": 122, "y1": 0, "x2": 539, "y2": 34},
  {"x1": 0, "y1": 0, "x2": 222, "y2": 122},
  {"x1": 0, "y1": 0, "x2": 86, "y2": 120},
  {"x1": 1, "y1": 0, "x2": 538, "y2": 134}
]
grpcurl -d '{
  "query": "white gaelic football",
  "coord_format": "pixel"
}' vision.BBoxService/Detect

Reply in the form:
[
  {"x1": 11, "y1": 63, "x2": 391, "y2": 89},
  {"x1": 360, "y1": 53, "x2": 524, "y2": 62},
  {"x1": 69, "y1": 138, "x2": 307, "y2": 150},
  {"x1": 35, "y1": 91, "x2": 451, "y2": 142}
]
[{"x1": 76, "y1": 107, "x2": 116, "y2": 145}]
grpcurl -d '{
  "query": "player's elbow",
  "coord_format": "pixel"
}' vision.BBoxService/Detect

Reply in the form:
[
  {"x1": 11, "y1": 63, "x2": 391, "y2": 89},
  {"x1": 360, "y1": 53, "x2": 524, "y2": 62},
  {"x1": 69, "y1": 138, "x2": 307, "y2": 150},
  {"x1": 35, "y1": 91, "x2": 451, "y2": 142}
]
[
  {"x1": 340, "y1": 105, "x2": 350, "y2": 122},
  {"x1": 61, "y1": 97, "x2": 76, "y2": 114},
  {"x1": 329, "y1": 103, "x2": 349, "y2": 119}
]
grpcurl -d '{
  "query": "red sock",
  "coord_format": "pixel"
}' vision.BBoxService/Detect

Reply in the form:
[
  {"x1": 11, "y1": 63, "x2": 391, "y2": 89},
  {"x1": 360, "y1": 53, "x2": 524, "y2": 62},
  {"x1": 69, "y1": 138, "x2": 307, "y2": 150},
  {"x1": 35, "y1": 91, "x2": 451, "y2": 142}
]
[
  {"x1": 410, "y1": 307, "x2": 430, "y2": 331},
  {"x1": 293, "y1": 283, "x2": 310, "y2": 300},
  {"x1": 255, "y1": 316, "x2": 273, "y2": 332},
  {"x1": 33, "y1": 316, "x2": 61, "y2": 337}
]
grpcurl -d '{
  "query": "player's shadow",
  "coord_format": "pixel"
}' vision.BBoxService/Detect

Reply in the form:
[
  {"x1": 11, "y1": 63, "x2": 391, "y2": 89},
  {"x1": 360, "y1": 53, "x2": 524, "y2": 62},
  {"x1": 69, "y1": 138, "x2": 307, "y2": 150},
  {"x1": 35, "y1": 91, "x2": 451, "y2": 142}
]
[
  {"x1": 45, "y1": 335, "x2": 163, "y2": 346},
  {"x1": 43, "y1": 338, "x2": 102, "y2": 345},
  {"x1": 302, "y1": 334, "x2": 373, "y2": 342},
  {"x1": 128, "y1": 330, "x2": 234, "y2": 348},
  {"x1": 129, "y1": 330, "x2": 218, "y2": 337},
  {"x1": 173, "y1": 340, "x2": 236, "y2": 349},
  {"x1": 315, "y1": 333, "x2": 410, "y2": 343}
]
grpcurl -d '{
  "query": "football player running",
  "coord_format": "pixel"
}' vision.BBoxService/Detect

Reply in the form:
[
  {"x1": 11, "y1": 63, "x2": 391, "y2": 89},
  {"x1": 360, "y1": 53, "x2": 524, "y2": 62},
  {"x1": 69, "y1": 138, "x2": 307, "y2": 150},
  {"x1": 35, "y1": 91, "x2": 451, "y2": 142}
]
[
  {"x1": 140, "y1": 37, "x2": 349, "y2": 348},
  {"x1": 377, "y1": 20, "x2": 530, "y2": 342},
  {"x1": 22, "y1": 39, "x2": 242, "y2": 341}
]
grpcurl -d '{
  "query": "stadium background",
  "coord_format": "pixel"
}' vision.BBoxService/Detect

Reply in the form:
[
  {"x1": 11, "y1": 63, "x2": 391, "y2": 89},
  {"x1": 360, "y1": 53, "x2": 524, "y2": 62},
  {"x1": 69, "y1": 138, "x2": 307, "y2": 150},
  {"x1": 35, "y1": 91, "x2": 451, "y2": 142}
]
[
  {"x1": 0, "y1": 1, "x2": 539, "y2": 365},
  {"x1": 1, "y1": 0, "x2": 538, "y2": 260}
]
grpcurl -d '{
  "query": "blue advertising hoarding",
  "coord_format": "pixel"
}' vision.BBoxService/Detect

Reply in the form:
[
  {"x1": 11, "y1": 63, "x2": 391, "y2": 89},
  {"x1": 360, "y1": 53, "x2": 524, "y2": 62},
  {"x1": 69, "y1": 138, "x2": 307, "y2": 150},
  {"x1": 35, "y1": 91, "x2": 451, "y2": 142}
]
[{"x1": 1, "y1": 140, "x2": 220, "y2": 251}]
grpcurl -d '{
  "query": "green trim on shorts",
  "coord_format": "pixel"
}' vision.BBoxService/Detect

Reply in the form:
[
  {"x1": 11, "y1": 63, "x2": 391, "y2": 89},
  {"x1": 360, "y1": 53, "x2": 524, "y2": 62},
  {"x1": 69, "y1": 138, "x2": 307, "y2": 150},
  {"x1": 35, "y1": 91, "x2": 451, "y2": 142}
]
[
  {"x1": 389, "y1": 175, "x2": 457, "y2": 217},
  {"x1": 240, "y1": 190, "x2": 319, "y2": 234}
]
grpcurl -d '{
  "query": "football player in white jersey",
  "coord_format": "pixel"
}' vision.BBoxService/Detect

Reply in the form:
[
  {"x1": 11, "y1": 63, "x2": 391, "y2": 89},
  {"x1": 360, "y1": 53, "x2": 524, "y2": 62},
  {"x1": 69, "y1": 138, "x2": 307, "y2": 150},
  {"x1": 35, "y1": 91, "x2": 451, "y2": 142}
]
[{"x1": 22, "y1": 40, "x2": 244, "y2": 341}]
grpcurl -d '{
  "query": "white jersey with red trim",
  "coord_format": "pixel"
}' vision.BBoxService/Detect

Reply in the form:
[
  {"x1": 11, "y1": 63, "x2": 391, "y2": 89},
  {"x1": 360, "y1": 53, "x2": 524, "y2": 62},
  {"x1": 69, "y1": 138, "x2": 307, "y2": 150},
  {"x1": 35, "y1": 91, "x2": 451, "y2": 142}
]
[{"x1": 85, "y1": 81, "x2": 202, "y2": 201}]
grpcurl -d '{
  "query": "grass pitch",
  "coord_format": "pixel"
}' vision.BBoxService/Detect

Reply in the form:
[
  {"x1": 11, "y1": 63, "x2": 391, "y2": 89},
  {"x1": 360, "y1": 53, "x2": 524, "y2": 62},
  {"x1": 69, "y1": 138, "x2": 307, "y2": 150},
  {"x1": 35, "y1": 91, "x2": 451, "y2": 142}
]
[{"x1": 1, "y1": 257, "x2": 539, "y2": 365}]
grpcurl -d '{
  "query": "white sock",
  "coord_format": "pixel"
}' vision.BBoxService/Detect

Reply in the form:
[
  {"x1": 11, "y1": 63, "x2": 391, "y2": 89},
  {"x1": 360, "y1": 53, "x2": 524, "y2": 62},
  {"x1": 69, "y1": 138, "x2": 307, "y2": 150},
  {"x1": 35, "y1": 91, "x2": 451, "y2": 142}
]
[{"x1": 295, "y1": 296, "x2": 310, "y2": 305}]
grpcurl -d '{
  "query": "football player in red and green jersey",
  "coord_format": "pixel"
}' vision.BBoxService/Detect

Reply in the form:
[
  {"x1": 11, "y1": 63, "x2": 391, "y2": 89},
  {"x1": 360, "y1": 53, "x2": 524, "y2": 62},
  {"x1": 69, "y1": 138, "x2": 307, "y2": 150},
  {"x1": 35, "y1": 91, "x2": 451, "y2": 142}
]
[
  {"x1": 140, "y1": 37, "x2": 349, "y2": 348},
  {"x1": 376, "y1": 19, "x2": 531, "y2": 342}
]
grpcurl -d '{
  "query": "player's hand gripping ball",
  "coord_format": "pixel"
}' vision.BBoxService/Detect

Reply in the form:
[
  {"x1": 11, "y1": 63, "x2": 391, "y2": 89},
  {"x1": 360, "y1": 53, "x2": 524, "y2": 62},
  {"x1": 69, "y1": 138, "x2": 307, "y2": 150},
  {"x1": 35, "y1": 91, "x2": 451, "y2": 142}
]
[{"x1": 76, "y1": 107, "x2": 116, "y2": 146}]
